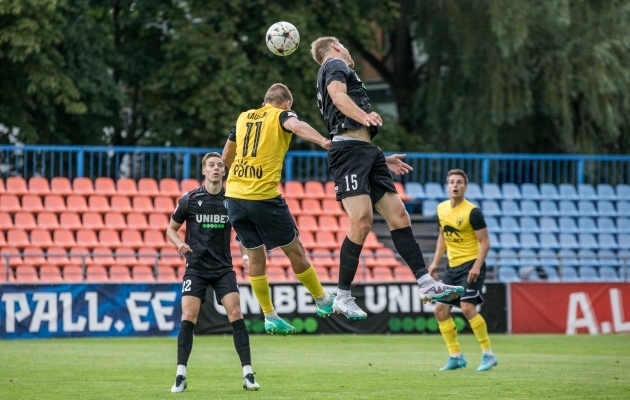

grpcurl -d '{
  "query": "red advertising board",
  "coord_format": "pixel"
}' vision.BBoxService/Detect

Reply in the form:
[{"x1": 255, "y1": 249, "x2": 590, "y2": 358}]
[{"x1": 511, "y1": 283, "x2": 630, "y2": 334}]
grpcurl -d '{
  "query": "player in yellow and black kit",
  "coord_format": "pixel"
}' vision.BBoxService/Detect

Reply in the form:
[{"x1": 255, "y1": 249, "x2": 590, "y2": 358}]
[
  {"x1": 428, "y1": 169, "x2": 498, "y2": 372},
  {"x1": 222, "y1": 83, "x2": 334, "y2": 336}
]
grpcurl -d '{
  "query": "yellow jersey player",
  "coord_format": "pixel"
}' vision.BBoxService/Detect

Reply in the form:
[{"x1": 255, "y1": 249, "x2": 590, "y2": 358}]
[
  {"x1": 222, "y1": 83, "x2": 334, "y2": 336},
  {"x1": 428, "y1": 169, "x2": 498, "y2": 372}
]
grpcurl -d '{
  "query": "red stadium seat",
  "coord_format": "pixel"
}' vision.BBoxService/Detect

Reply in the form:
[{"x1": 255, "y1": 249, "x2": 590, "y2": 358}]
[
  {"x1": 72, "y1": 177, "x2": 95, "y2": 196},
  {"x1": 28, "y1": 176, "x2": 50, "y2": 196},
  {"x1": 148, "y1": 213, "x2": 169, "y2": 229},
  {"x1": 94, "y1": 177, "x2": 117, "y2": 196},
  {"x1": 85, "y1": 265, "x2": 109, "y2": 282},
  {"x1": 322, "y1": 199, "x2": 345, "y2": 216},
  {"x1": 37, "y1": 212, "x2": 60, "y2": 230},
  {"x1": 21, "y1": 195, "x2": 44, "y2": 212},
  {"x1": 98, "y1": 229, "x2": 121, "y2": 248},
  {"x1": 88, "y1": 195, "x2": 110, "y2": 213},
  {"x1": 59, "y1": 212, "x2": 82, "y2": 230},
  {"x1": 104, "y1": 212, "x2": 127, "y2": 230},
  {"x1": 50, "y1": 177, "x2": 73, "y2": 196},
  {"x1": 393, "y1": 266, "x2": 415, "y2": 282},
  {"x1": 304, "y1": 181, "x2": 326, "y2": 199},
  {"x1": 318, "y1": 215, "x2": 340, "y2": 232},
  {"x1": 1, "y1": 246, "x2": 23, "y2": 266},
  {"x1": 0, "y1": 212, "x2": 12, "y2": 231},
  {"x1": 31, "y1": 229, "x2": 53, "y2": 248},
  {"x1": 52, "y1": 229, "x2": 76, "y2": 248},
  {"x1": 7, "y1": 229, "x2": 30, "y2": 248},
  {"x1": 374, "y1": 247, "x2": 403, "y2": 268},
  {"x1": 285, "y1": 199, "x2": 302, "y2": 216},
  {"x1": 63, "y1": 265, "x2": 83, "y2": 282},
  {"x1": 338, "y1": 215, "x2": 350, "y2": 232},
  {"x1": 311, "y1": 248, "x2": 336, "y2": 268},
  {"x1": 144, "y1": 230, "x2": 168, "y2": 249},
  {"x1": 372, "y1": 266, "x2": 395, "y2": 282},
  {"x1": 69, "y1": 246, "x2": 93, "y2": 265},
  {"x1": 127, "y1": 213, "x2": 149, "y2": 230},
  {"x1": 39, "y1": 265, "x2": 63, "y2": 282},
  {"x1": 82, "y1": 212, "x2": 104, "y2": 230},
  {"x1": 110, "y1": 195, "x2": 133, "y2": 213},
  {"x1": 159, "y1": 178, "x2": 181, "y2": 198},
  {"x1": 115, "y1": 246, "x2": 138, "y2": 266},
  {"x1": 76, "y1": 229, "x2": 99, "y2": 248},
  {"x1": 157, "y1": 265, "x2": 178, "y2": 282},
  {"x1": 6, "y1": 177, "x2": 28, "y2": 196},
  {"x1": 14, "y1": 212, "x2": 37, "y2": 231},
  {"x1": 315, "y1": 231, "x2": 337, "y2": 250},
  {"x1": 363, "y1": 231, "x2": 384, "y2": 249},
  {"x1": 159, "y1": 247, "x2": 182, "y2": 266},
  {"x1": 267, "y1": 247, "x2": 291, "y2": 269},
  {"x1": 324, "y1": 181, "x2": 337, "y2": 199},
  {"x1": 66, "y1": 195, "x2": 88, "y2": 213},
  {"x1": 283, "y1": 181, "x2": 305, "y2": 199},
  {"x1": 138, "y1": 178, "x2": 160, "y2": 197},
  {"x1": 91, "y1": 247, "x2": 115, "y2": 266},
  {"x1": 44, "y1": 194, "x2": 67, "y2": 213},
  {"x1": 299, "y1": 231, "x2": 317, "y2": 250},
  {"x1": 137, "y1": 247, "x2": 158, "y2": 266},
  {"x1": 132, "y1": 265, "x2": 155, "y2": 282},
  {"x1": 15, "y1": 265, "x2": 39, "y2": 282},
  {"x1": 180, "y1": 179, "x2": 200, "y2": 193},
  {"x1": 121, "y1": 229, "x2": 144, "y2": 249},
  {"x1": 22, "y1": 246, "x2": 47, "y2": 266},
  {"x1": 116, "y1": 178, "x2": 138, "y2": 196},
  {"x1": 0, "y1": 194, "x2": 21, "y2": 213},
  {"x1": 132, "y1": 196, "x2": 154, "y2": 213},
  {"x1": 300, "y1": 199, "x2": 323, "y2": 216},
  {"x1": 46, "y1": 246, "x2": 70, "y2": 266},
  {"x1": 153, "y1": 196, "x2": 174, "y2": 214},
  {"x1": 0, "y1": 231, "x2": 6, "y2": 247},
  {"x1": 109, "y1": 265, "x2": 132, "y2": 282},
  {"x1": 297, "y1": 215, "x2": 318, "y2": 232}
]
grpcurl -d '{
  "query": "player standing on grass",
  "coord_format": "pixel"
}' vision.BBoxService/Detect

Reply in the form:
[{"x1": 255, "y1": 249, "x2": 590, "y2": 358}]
[
  {"x1": 428, "y1": 169, "x2": 498, "y2": 371},
  {"x1": 310, "y1": 37, "x2": 464, "y2": 320},
  {"x1": 221, "y1": 83, "x2": 335, "y2": 336},
  {"x1": 166, "y1": 152, "x2": 260, "y2": 392}
]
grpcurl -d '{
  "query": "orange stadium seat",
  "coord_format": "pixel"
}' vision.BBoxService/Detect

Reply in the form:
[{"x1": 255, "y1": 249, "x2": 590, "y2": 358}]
[
  {"x1": 132, "y1": 196, "x2": 154, "y2": 213},
  {"x1": 0, "y1": 194, "x2": 21, "y2": 213},
  {"x1": 315, "y1": 231, "x2": 337, "y2": 250},
  {"x1": 85, "y1": 265, "x2": 109, "y2": 282},
  {"x1": 361, "y1": 250, "x2": 378, "y2": 268},
  {"x1": 28, "y1": 177, "x2": 50, "y2": 196},
  {"x1": 39, "y1": 265, "x2": 63, "y2": 282},
  {"x1": 69, "y1": 246, "x2": 93, "y2": 265},
  {"x1": 1, "y1": 246, "x2": 23, "y2": 266},
  {"x1": 137, "y1": 247, "x2": 158, "y2": 266},
  {"x1": 37, "y1": 212, "x2": 60, "y2": 230},
  {"x1": 31, "y1": 229, "x2": 53, "y2": 248},
  {"x1": 59, "y1": 212, "x2": 82, "y2": 230},
  {"x1": 66, "y1": 195, "x2": 88, "y2": 213},
  {"x1": 283, "y1": 181, "x2": 305, "y2": 199},
  {"x1": 21, "y1": 194, "x2": 44, "y2": 212},
  {"x1": 0, "y1": 212, "x2": 13, "y2": 229},
  {"x1": 153, "y1": 196, "x2": 174, "y2": 214},
  {"x1": 363, "y1": 231, "x2": 384, "y2": 249},
  {"x1": 14, "y1": 212, "x2": 37, "y2": 230},
  {"x1": 115, "y1": 246, "x2": 137, "y2": 266},
  {"x1": 159, "y1": 247, "x2": 182, "y2": 266},
  {"x1": 0, "y1": 178, "x2": 5, "y2": 194},
  {"x1": 393, "y1": 266, "x2": 415, "y2": 282},
  {"x1": 132, "y1": 265, "x2": 155, "y2": 282},
  {"x1": 180, "y1": 179, "x2": 200, "y2": 193},
  {"x1": 46, "y1": 246, "x2": 70, "y2": 266},
  {"x1": 76, "y1": 229, "x2": 99, "y2": 248},
  {"x1": 394, "y1": 182, "x2": 410, "y2": 202},
  {"x1": 15, "y1": 265, "x2": 39, "y2": 282},
  {"x1": 109, "y1": 265, "x2": 132, "y2": 282},
  {"x1": 304, "y1": 181, "x2": 326, "y2": 199},
  {"x1": 157, "y1": 265, "x2": 178, "y2": 282},
  {"x1": 374, "y1": 247, "x2": 403, "y2": 268},
  {"x1": 338, "y1": 215, "x2": 350, "y2": 232},
  {"x1": 44, "y1": 194, "x2": 67, "y2": 213},
  {"x1": 301, "y1": 199, "x2": 323, "y2": 216},
  {"x1": 91, "y1": 247, "x2": 115, "y2": 266},
  {"x1": 98, "y1": 229, "x2": 121, "y2": 248},
  {"x1": 0, "y1": 231, "x2": 6, "y2": 248},
  {"x1": 318, "y1": 215, "x2": 340, "y2": 232},
  {"x1": 7, "y1": 229, "x2": 30, "y2": 248},
  {"x1": 6, "y1": 177, "x2": 28, "y2": 196},
  {"x1": 127, "y1": 213, "x2": 149, "y2": 230},
  {"x1": 94, "y1": 177, "x2": 117, "y2": 196},
  {"x1": 267, "y1": 247, "x2": 291, "y2": 269},
  {"x1": 297, "y1": 216, "x2": 318, "y2": 232},
  {"x1": 299, "y1": 231, "x2": 317, "y2": 250},
  {"x1": 88, "y1": 195, "x2": 110, "y2": 213},
  {"x1": 322, "y1": 199, "x2": 345, "y2": 216},
  {"x1": 121, "y1": 229, "x2": 144, "y2": 249},
  {"x1": 53, "y1": 229, "x2": 76, "y2": 248},
  {"x1": 311, "y1": 248, "x2": 336, "y2": 268},
  {"x1": 50, "y1": 177, "x2": 73, "y2": 196},
  {"x1": 324, "y1": 181, "x2": 337, "y2": 199},
  {"x1": 148, "y1": 212, "x2": 169, "y2": 228},
  {"x1": 144, "y1": 230, "x2": 168, "y2": 249},
  {"x1": 104, "y1": 212, "x2": 127, "y2": 230},
  {"x1": 82, "y1": 212, "x2": 104, "y2": 230},
  {"x1": 72, "y1": 177, "x2": 94, "y2": 196},
  {"x1": 159, "y1": 178, "x2": 181, "y2": 198},
  {"x1": 285, "y1": 199, "x2": 302, "y2": 216},
  {"x1": 110, "y1": 195, "x2": 133, "y2": 213},
  {"x1": 22, "y1": 246, "x2": 47, "y2": 266},
  {"x1": 63, "y1": 265, "x2": 83, "y2": 282},
  {"x1": 116, "y1": 178, "x2": 138, "y2": 196},
  {"x1": 138, "y1": 178, "x2": 160, "y2": 197},
  {"x1": 372, "y1": 266, "x2": 395, "y2": 282}
]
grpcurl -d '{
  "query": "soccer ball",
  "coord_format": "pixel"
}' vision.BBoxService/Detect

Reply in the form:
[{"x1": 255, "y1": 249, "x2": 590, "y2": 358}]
[{"x1": 265, "y1": 22, "x2": 300, "y2": 56}]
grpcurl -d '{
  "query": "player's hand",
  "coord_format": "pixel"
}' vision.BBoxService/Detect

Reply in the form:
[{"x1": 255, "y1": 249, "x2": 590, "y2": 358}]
[
  {"x1": 362, "y1": 111, "x2": 382, "y2": 127},
  {"x1": 467, "y1": 266, "x2": 481, "y2": 283},
  {"x1": 177, "y1": 243, "x2": 192, "y2": 255},
  {"x1": 428, "y1": 263, "x2": 440, "y2": 280},
  {"x1": 321, "y1": 139, "x2": 331, "y2": 150},
  {"x1": 242, "y1": 258, "x2": 250, "y2": 276},
  {"x1": 386, "y1": 154, "x2": 413, "y2": 176}
]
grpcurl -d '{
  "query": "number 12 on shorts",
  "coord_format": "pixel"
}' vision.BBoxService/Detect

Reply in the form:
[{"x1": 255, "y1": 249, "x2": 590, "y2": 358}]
[
  {"x1": 182, "y1": 279, "x2": 191, "y2": 293},
  {"x1": 344, "y1": 174, "x2": 358, "y2": 191}
]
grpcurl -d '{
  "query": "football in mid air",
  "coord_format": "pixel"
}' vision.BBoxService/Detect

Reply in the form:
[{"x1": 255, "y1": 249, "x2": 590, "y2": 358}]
[{"x1": 265, "y1": 22, "x2": 300, "y2": 56}]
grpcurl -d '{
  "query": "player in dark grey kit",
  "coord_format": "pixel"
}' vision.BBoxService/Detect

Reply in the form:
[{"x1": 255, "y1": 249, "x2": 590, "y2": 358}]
[
  {"x1": 310, "y1": 37, "x2": 464, "y2": 319},
  {"x1": 166, "y1": 152, "x2": 260, "y2": 392}
]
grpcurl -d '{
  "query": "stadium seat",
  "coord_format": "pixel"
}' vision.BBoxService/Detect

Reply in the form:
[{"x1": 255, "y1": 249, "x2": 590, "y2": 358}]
[
  {"x1": 28, "y1": 177, "x2": 50, "y2": 196},
  {"x1": 0, "y1": 212, "x2": 13, "y2": 230},
  {"x1": 485, "y1": 216, "x2": 499, "y2": 233},
  {"x1": 598, "y1": 250, "x2": 620, "y2": 268},
  {"x1": 577, "y1": 184, "x2": 598, "y2": 200},
  {"x1": 363, "y1": 232, "x2": 384, "y2": 249},
  {"x1": 488, "y1": 233, "x2": 501, "y2": 249},
  {"x1": 116, "y1": 178, "x2": 138, "y2": 196},
  {"x1": 44, "y1": 194, "x2": 66, "y2": 213},
  {"x1": 520, "y1": 200, "x2": 540, "y2": 217},
  {"x1": 37, "y1": 212, "x2": 60, "y2": 230},
  {"x1": 558, "y1": 217, "x2": 578, "y2": 234},
  {"x1": 53, "y1": 229, "x2": 76, "y2": 248},
  {"x1": 14, "y1": 212, "x2": 37, "y2": 230},
  {"x1": 597, "y1": 201, "x2": 617, "y2": 217},
  {"x1": 324, "y1": 181, "x2": 336, "y2": 198},
  {"x1": 317, "y1": 215, "x2": 340, "y2": 232},
  {"x1": 91, "y1": 247, "x2": 115, "y2": 265},
  {"x1": 1, "y1": 246, "x2": 23, "y2": 266},
  {"x1": 72, "y1": 177, "x2": 94, "y2": 196},
  {"x1": 578, "y1": 217, "x2": 599, "y2": 234},
  {"x1": 499, "y1": 233, "x2": 519, "y2": 249},
  {"x1": 39, "y1": 265, "x2": 63, "y2": 282},
  {"x1": 157, "y1": 265, "x2": 178, "y2": 282},
  {"x1": 15, "y1": 265, "x2": 39, "y2": 282},
  {"x1": 559, "y1": 233, "x2": 579, "y2": 250},
  {"x1": 88, "y1": 195, "x2": 110, "y2": 213},
  {"x1": 499, "y1": 217, "x2": 520, "y2": 233},
  {"x1": 575, "y1": 200, "x2": 598, "y2": 217},
  {"x1": 283, "y1": 198, "x2": 302, "y2": 216},
  {"x1": 541, "y1": 266, "x2": 560, "y2": 282},
  {"x1": 66, "y1": 195, "x2": 89, "y2": 213},
  {"x1": 22, "y1": 246, "x2": 47, "y2": 266},
  {"x1": 392, "y1": 266, "x2": 415, "y2": 282},
  {"x1": 540, "y1": 183, "x2": 560, "y2": 200},
  {"x1": 498, "y1": 266, "x2": 520, "y2": 282},
  {"x1": 577, "y1": 249, "x2": 598, "y2": 267},
  {"x1": 298, "y1": 231, "x2": 316, "y2": 250},
  {"x1": 0, "y1": 194, "x2": 21, "y2": 213},
  {"x1": 538, "y1": 249, "x2": 559, "y2": 268},
  {"x1": 98, "y1": 229, "x2": 121, "y2": 248},
  {"x1": 500, "y1": 200, "x2": 521, "y2": 217},
  {"x1": 132, "y1": 196, "x2": 154, "y2": 213},
  {"x1": 539, "y1": 233, "x2": 560, "y2": 250},
  {"x1": 618, "y1": 217, "x2": 630, "y2": 234},
  {"x1": 481, "y1": 200, "x2": 501, "y2": 217},
  {"x1": 374, "y1": 247, "x2": 402, "y2": 268},
  {"x1": 579, "y1": 266, "x2": 599, "y2": 282},
  {"x1": 371, "y1": 265, "x2": 395, "y2": 282},
  {"x1": 619, "y1": 201, "x2": 630, "y2": 217},
  {"x1": 50, "y1": 177, "x2": 73, "y2": 196},
  {"x1": 115, "y1": 246, "x2": 138, "y2": 266},
  {"x1": 94, "y1": 177, "x2": 117, "y2": 196},
  {"x1": 421, "y1": 200, "x2": 439, "y2": 217},
  {"x1": 82, "y1": 212, "x2": 104, "y2": 230},
  {"x1": 104, "y1": 212, "x2": 127, "y2": 230},
  {"x1": 137, "y1": 247, "x2": 158, "y2": 266},
  {"x1": 109, "y1": 265, "x2": 132, "y2": 282},
  {"x1": 85, "y1": 265, "x2": 109, "y2": 282},
  {"x1": 520, "y1": 183, "x2": 541, "y2": 200},
  {"x1": 148, "y1": 212, "x2": 169, "y2": 229},
  {"x1": 69, "y1": 246, "x2": 93, "y2": 265},
  {"x1": 109, "y1": 195, "x2": 132, "y2": 213},
  {"x1": 519, "y1": 233, "x2": 540, "y2": 250},
  {"x1": 62, "y1": 265, "x2": 83, "y2": 282},
  {"x1": 153, "y1": 196, "x2": 174, "y2": 214},
  {"x1": 558, "y1": 201, "x2": 579, "y2": 217},
  {"x1": 618, "y1": 234, "x2": 630, "y2": 250},
  {"x1": 596, "y1": 183, "x2": 617, "y2": 201},
  {"x1": 599, "y1": 265, "x2": 621, "y2": 282},
  {"x1": 121, "y1": 230, "x2": 144, "y2": 249},
  {"x1": 59, "y1": 212, "x2": 82, "y2": 230},
  {"x1": 159, "y1": 247, "x2": 182, "y2": 266},
  {"x1": 424, "y1": 182, "x2": 446, "y2": 200},
  {"x1": 144, "y1": 230, "x2": 168, "y2": 249},
  {"x1": 314, "y1": 231, "x2": 338, "y2": 250},
  {"x1": 21, "y1": 194, "x2": 44, "y2": 212},
  {"x1": 560, "y1": 266, "x2": 580, "y2": 282},
  {"x1": 127, "y1": 213, "x2": 149, "y2": 230},
  {"x1": 6, "y1": 177, "x2": 28, "y2": 196},
  {"x1": 597, "y1": 234, "x2": 618, "y2": 251},
  {"x1": 304, "y1": 181, "x2": 326, "y2": 200},
  {"x1": 394, "y1": 182, "x2": 410, "y2": 202},
  {"x1": 518, "y1": 265, "x2": 541, "y2": 281},
  {"x1": 297, "y1": 216, "x2": 318, "y2": 232},
  {"x1": 558, "y1": 183, "x2": 578, "y2": 200},
  {"x1": 322, "y1": 199, "x2": 345, "y2": 216},
  {"x1": 31, "y1": 229, "x2": 53, "y2": 248},
  {"x1": 501, "y1": 183, "x2": 522, "y2": 200},
  {"x1": 0, "y1": 178, "x2": 4, "y2": 195},
  {"x1": 7, "y1": 229, "x2": 30, "y2": 248},
  {"x1": 518, "y1": 249, "x2": 539, "y2": 267},
  {"x1": 159, "y1": 178, "x2": 181, "y2": 198},
  {"x1": 310, "y1": 248, "x2": 335, "y2": 268},
  {"x1": 540, "y1": 201, "x2": 560, "y2": 217},
  {"x1": 76, "y1": 229, "x2": 99, "y2": 248},
  {"x1": 138, "y1": 178, "x2": 160, "y2": 197},
  {"x1": 180, "y1": 179, "x2": 200, "y2": 193},
  {"x1": 405, "y1": 182, "x2": 426, "y2": 200},
  {"x1": 616, "y1": 184, "x2": 630, "y2": 199},
  {"x1": 46, "y1": 246, "x2": 70, "y2": 266},
  {"x1": 520, "y1": 217, "x2": 540, "y2": 233},
  {"x1": 301, "y1": 199, "x2": 323, "y2": 216},
  {"x1": 539, "y1": 217, "x2": 558, "y2": 234},
  {"x1": 283, "y1": 181, "x2": 305, "y2": 199},
  {"x1": 482, "y1": 183, "x2": 502, "y2": 200}
]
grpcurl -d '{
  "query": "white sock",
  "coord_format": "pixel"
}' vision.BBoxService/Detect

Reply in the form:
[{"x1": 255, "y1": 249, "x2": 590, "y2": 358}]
[
  {"x1": 483, "y1": 349, "x2": 494, "y2": 356},
  {"x1": 417, "y1": 274, "x2": 434, "y2": 287},
  {"x1": 336, "y1": 289, "x2": 351, "y2": 299},
  {"x1": 315, "y1": 292, "x2": 331, "y2": 305},
  {"x1": 265, "y1": 311, "x2": 280, "y2": 320},
  {"x1": 450, "y1": 353, "x2": 463, "y2": 359},
  {"x1": 176, "y1": 364, "x2": 186, "y2": 377},
  {"x1": 243, "y1": 365, "x2": 253, "y2": 377}
]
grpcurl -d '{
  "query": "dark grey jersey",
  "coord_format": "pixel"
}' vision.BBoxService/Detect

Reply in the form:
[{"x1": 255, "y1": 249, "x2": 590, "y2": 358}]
[
  {"x1": 316, "y1": 58, "x2": 378, "y2": 139},
  {"x1": 172, "y1": 186, "x2": 232, "y2": 277}
]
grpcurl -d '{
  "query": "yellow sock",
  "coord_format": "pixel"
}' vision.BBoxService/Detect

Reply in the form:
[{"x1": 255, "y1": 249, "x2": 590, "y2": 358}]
[
  {"x1": 294, "y1": 265, "x2": 325, "y2": 299},
  {"x1": 469, "y1": 314, "x2": 491, "y2": 351},
  {"x1": 249, "y1": 275, "x2": 274, "y2": 315},
  {"x1": 438, "y1": 317, "x2": 460, "y2": 355}
]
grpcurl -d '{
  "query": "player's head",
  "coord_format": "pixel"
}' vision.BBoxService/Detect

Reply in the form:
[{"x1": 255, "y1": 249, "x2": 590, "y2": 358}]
[
  {"x1": 310, "y1": 36, "x2": 354, "y2": 68},
  {"x1": 263, "y1": 83, "x2": 293, "y2": 110},
  {"x1": 201, "y1": 152, "x2": 225, "y2": 184},
  {"x1": 446, "y1": 169, "x2": 468, "y2": 200}
]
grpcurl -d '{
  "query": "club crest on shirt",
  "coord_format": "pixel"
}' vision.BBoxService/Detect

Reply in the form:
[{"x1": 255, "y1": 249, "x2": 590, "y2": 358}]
[
  {"x1": 456, "y1": 218, "x2": 463, "y2": 226},
  {"x1": 223, "y1": 200, "x2": 228, "y2": 209},
  {"x1": 197, "y1": 200, "x2": 203, "y2": 206}
]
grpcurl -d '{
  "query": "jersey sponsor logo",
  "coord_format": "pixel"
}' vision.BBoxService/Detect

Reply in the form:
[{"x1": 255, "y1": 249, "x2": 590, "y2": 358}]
[
  {"x1": 232, "y1": 159, "x2": 263, "y2": 179},
  {"x1": 197, "y1": 200, "x2": 203, "y2": 206},
  {"x1": 443, "y1": 225, "x2": 464, "y2": 243}
]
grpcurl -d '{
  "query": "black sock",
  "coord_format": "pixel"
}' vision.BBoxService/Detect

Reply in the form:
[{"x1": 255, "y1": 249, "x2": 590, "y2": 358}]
[
  {"x1": 231, "y1": 319, "x2": 251, "y2": 367},
  {"x1": 177, "y1": 320, "x2": 195, "y2": 366},
  {"x1": 338, "y1": 237, "x2": 363, "y2": 290},
  {"x1": 391, "y1": 226, "x2": 428, "y2": 279}
]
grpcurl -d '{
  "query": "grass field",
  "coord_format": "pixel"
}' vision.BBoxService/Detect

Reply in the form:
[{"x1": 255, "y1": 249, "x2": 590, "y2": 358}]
[{"x1": 1, "y1": 333, "x2": 628, "y2": 399}]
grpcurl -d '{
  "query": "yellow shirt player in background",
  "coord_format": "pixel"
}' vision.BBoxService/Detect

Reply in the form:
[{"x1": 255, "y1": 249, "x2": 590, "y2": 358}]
[
  {"x1": 428, "y1": 169, "x2": 498, "y2": 372},
  {"x1": 222, "y1": 83, "x2": 334, "y2": 336}
]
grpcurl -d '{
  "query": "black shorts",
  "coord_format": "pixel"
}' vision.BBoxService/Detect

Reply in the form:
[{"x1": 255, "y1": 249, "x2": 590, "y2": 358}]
[
  {"x1": 181, "y1": 271, "x2": 239, "y2": 304},
  {"x1": 226, "y1": 196, "x2": 298, "y2": 250},
  {"x1": 435, "y1": 259, "x2": 486, "y2": 307},
  {"x1": 327, "y1": 140, "x2": 397, "y2": 204}
]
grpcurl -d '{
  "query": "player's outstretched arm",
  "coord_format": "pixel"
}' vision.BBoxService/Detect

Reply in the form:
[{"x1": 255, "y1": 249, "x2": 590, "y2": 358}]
[
  {"x1": 428, "y1": 226, "x2": 446, "y2": 279},
  {"x1": 167, "y1": 218, "x2": 192, "y2": 254},
  {"x1": 283, "y1": 117, "x2": 330, "y2": 150},
  {"x1": 327, "y1": 81, "x2": 382, "y2": 127}
]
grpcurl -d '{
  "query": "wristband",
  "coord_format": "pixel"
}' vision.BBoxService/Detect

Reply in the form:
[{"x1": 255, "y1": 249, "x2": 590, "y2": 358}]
[{"x1": 242, "y1": 255, "x2": 249, "y2": 260}]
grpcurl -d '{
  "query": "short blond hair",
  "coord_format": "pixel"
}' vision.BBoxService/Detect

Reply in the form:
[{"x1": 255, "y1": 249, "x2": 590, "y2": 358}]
[
  {"x1": 310, "y1": 36, "x2": 339, "y2": 65},
  {"x1": 201, "y1": 152, "x2": 222, "y2": 167},
  {"x1": 263, "y1": 83, "x2": 292, "y2": 107}
]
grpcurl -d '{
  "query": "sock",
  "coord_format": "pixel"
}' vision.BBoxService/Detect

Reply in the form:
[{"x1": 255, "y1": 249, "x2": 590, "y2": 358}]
[
  {"x1": 295, "y1": 265, "x2": 326, "y2": 301},
  {"x1": 231, "y1": 319, "x2": 251, "y2": 367},
  {"x1": 177, "y1": 320, "x2": 195, "y2": 368},
  {"x1": 391, "y1": 226, "x2": 428, "y2": 279},
  {"x1": 336, "y1": 288, "x2": 351, "y2": 299},
  {"x1": 438, "y1": 317, "x2": 461, "y2": 356},
  {"x1": 265, "y1": 311, "x2": 280, "y2": 319},
  {"x1": 338, "y1": 237, "x2": 363, "y2": 290},
  {"x1": 176, "y1": 364, "x2": 186, "y2": 377},
  {"x1": 249, "y1": 275, "x2": 274, "y2": 315},
  {"x1": 417, "y1": 274, "x2": 434, "y2": 287},
  {"x1": 243, "y1": 365, "x2": 253, "y2": 377},
  {"x1": 469, "y1": 314, "x2": 492, "y2": 352}
]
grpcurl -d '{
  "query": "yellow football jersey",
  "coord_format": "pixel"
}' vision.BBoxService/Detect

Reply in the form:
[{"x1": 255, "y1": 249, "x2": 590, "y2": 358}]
[
  {"x1": 436, "y1": 199, "x2": 485, "y2": 267},
  {"x1": 225, "y1": 104, "x2": 294, "y2": 200}
]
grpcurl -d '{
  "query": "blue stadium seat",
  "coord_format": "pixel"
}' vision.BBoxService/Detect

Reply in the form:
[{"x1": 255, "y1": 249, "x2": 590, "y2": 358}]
[
  {"x1": 596, "y1": 183, "x2": 617, "y2": 201},
  {"x1": 597, "y1": 201, "x2": 617, "y2": 217},
  {"x1": 465, "y1": 182, "x2": 483, "y2": 200},
  {"x1": 598, "y1": 250, "x2": 620, "y2": 268},
  {"x1": 559, "y1": 217, "x2": 579, "y2": 234},
  {"x1": 518, "y1": 249, "x2": 539, "y2": 266},
  {"x1": 498, "y1": 266, "x2": 521, "y2": 282},
  {"x1": 482, "y1": 183, "x2": 503, "y2": 200},
  {"x1": 617, "y1": 218, "x2": 630, "y2": 234},
  {"x1": 538, "y1": 249, "x2": 560, "y2": 268},
  {"x1": 520, "y1": 183, "x2": 541, "y2": 200},
  {"x1": 539, "y1": 233, "x2": 560, "y2": 250},
  {"x1": 579, "y1": 266, "x2": 599, "y2": 282},
  {"x1": 405, "y1": 182, "x2": 426, "y2": 200},
  {"x1": 520, "y1": 217, "x2": 540, "y2": 233},
  {"x1": 616, "y1": 184, "x2": 630, "y2": 199},
  {"x1": 578, "y1": 249, "x2": 598, "y2": 267},
  {"x1": 578, "y1": 200, "x2": 599, "y2": 217},
  {"x1": 540, "y1": 217, "x2": 559, "y2": 233},
  {"x1": 520, "y1": 200, "x2": 541, "y2": 217},
  {"x1": 488, "y1": 233, "x2": 501, "y2": 249},
  {"x1": 559, "y1": 183, "x2": 579, "y2": 200},
  {"x1": 481, "y1": 200, "x2": 501, "y2": 217},
  {"x1": 597, "y1": 234, "x2": 618, "y2": 251},
  {"x1": 486, "y1": 249, "x2": 499, "y2": 267},
  {"x1": 519, "y1": 233, "x2": 540, "y2": 250},
  {"x1": 421, "y1": 200, "x2": 439, "y2": 217},
  {"x1": 499, "y1": 233, "x2": 520, "y2": 249},
  {"x1": 541, "y1": 266, "x2": 560, "y2": 282},
  {"x1": 501, "y1": 183, "x2": 522, "y2": 200},
  {"x1": 618, "y1": 201, "x2": 630, "y2": 217},
  {"x1": 577, "y1": 184, "x2": 598, "y2": 200},
  {"x1": 578, "y1": 217, "x2": 599, "y2": 234},
  {"x1": 599, "y1": 266, "x2": 621, "y2": 282},
  {"x1": 558, "y1": 200, "x2": 579, "y2": 217},
  {"x1": 558, "y1": 249, "x2": 579, "y2": 267},
  {"x1": 540, "y1": 183, "x2": 560, "y2": 200},
  {"x1": 424, "y1": 182, "x2": 447, "y2": 200},
  {"x1": 559, "y1": 233, "x2": 579, "y2": 250},
  {"x1": 577, "y1": 233, "x2": 598, "y2": 250},
  {"x1": 560, "y1": 266, "x2": 580, "y2": 282},
  {"x1": 499, "y1": 217, "x2": 520, "y2": 233},
  {"x1": 498, "y1": 249, "x2": 519, "y2": 268},
  {"x1": 519, "y1": 265, "x2": 542, "y2": 281},
  {"x1": 595, "y1": 217, "x2": 615, "y2": 234},
  {"x1": 501, "y1": 200, "x2": 522, "y2": 217},
  {"x1": 485, "y1": 216, "x2": 500, "y2": 233},
  {"x1": 618, "y1": 234, "x2": 630, "y2": 250},
  {"x1": 540, "y1": 200, "x2": 560, "y2": 217}
]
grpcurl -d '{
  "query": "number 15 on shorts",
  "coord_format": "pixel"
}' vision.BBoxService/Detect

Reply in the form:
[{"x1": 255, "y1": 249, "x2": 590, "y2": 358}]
[{"x1": 344, "y1": 174, "x2": 357, "y2": 191}]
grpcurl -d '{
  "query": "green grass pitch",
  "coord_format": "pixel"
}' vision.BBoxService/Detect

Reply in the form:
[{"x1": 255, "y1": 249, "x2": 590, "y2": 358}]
[{"x1": 1, "y1": 334, "x2": 628, "y2": 399}]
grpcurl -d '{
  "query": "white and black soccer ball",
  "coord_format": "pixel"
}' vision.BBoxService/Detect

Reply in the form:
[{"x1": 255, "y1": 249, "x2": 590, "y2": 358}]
[{"x1": 265, "y1": 21, "x2": 300, "y2": 56}]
